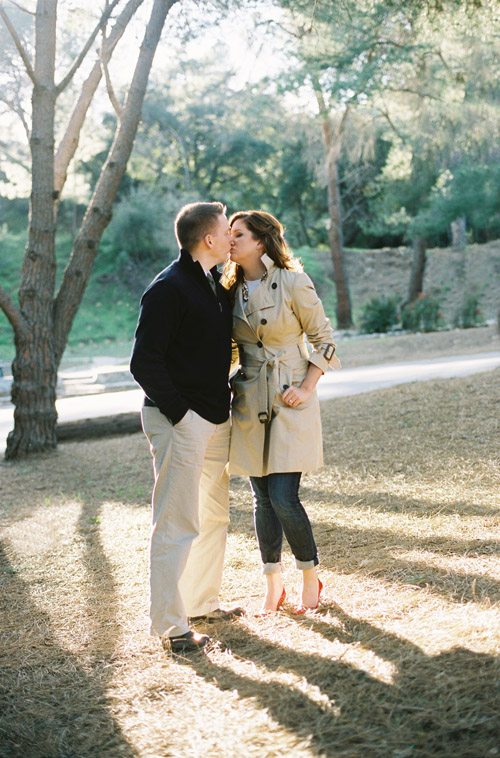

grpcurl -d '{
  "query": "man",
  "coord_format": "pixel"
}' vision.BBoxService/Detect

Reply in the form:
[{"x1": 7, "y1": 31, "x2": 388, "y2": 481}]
[{"x1": 130, "y1": 201, "x2": 243, "y2": 652}]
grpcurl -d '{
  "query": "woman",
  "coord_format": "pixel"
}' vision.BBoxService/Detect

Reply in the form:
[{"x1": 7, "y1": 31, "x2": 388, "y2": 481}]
[{"x1": 222, "y1": 210, "x2": 340, "y2": 614}]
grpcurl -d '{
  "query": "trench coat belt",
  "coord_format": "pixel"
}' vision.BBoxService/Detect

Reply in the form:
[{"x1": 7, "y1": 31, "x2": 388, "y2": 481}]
[{"x1": 240, "y1": 342, "x2": 310, "y2": 423}]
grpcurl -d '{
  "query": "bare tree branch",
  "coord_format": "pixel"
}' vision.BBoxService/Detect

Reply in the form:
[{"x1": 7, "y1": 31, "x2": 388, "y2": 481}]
[
  {"x1": 335, "y1": 103, "x2": 350, "y2": 142},
  {"x1": 378, "y1": 104, "x2": 407, "y2": 142},
  {"x1": 55, "y1": 0, "x2": 123, "y2": 95},
  {"x1": 308, "y1": 0, "x2": 318, "y2": 31},
  {"x1": 0, "y1": 92, "x2": 30, "y2": 138},
  {"x1": 384, "y1": 85, "x2": 440, "y2": 100},
  {"x1": 4, "y1": 0, "x2": 34, "y2": 15},
  {"x1": 0, "y1": 139, "x2": 30, "y2": 171},
  {"x1": 100, "y1": 41, "x2": 123, "y2": 118},
  {"x1": 0, "y1": 5, "x2": 37, "y2": 85},
  {"x1": 0, "y1": 284, "x2": 28, "y2": 339},
  {"x1": 54, "y1": 0, "x2": 180, "y2": 358},
  {"x1": 54, "y1": 0, "x2": 145, "y2": 199}
]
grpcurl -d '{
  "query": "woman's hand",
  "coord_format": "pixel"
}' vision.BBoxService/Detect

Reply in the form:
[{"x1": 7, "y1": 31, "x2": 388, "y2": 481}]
[
  {"x1": 282, "y1": 364, "x2": 323, "y2": 407},
  {"x1": 282, "y1": 384, "x2": 312, "y2": 407}
]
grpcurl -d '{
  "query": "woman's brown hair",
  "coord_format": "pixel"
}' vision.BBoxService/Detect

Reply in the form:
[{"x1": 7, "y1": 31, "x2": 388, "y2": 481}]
[{"x1": 221, "y1": 210, "x2": 302, "y2": 300}]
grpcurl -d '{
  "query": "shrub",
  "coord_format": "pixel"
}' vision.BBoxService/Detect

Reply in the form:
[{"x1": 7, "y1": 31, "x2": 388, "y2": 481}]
[
  {"x1": 100, "y1": 186, "x2": 181, "y2": 267},
  {"x1": 454, "y1": 294, "x2": 486, "y2": 329},
  {"x1": 359, "y1": 296, "x2": 399, "y2": 334},
  {"x1": 401, "y1": 294, "x2": 444, "y2": 332}
]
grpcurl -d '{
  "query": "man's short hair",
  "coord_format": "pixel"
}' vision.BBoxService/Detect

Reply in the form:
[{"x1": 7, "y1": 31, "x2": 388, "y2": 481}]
[{"x1": 175, "y1": 201, "x2": 226, "y2": 252}]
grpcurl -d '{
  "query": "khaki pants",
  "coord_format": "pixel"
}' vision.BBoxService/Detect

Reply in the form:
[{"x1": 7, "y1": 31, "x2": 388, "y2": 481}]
[{"x1": 141, "y1": 406, "x2": 230, "y2": 638}]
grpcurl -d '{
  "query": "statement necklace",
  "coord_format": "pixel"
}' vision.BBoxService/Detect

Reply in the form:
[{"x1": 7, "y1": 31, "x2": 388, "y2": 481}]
[{"x1": 242, "y1": 269, "x2": 268, "y2": 302}]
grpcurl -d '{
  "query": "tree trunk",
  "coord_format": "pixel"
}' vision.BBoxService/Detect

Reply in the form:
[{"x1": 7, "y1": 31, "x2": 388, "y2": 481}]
[
  {"x1": 6, "y1": 0, "x2": 58, "y2": 459},
  {"x1": 407, "y1": 237, "x2": 427, "y2": 305},
  {"x1": 53, "y1": 0, "x2": 177, "y2": 357},
  {"x1": 450, "y1": 216, "x2": 466, "y2": 251},
  {"x1": 313, "y1": 80, "x2": 353, "y2": 329},
  {"x1": 297, "y1": 198, "x2": 312, "y2": 246},
  {"x1": 325, "y1": 153, "x2": 353, "y2": 329},
  {"x1": 5, "y1": 0, "x2": 177, "y2": 459}
]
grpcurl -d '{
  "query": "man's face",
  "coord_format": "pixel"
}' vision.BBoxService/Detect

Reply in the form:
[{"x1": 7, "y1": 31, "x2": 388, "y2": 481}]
[{"x1": 207, "y1": 214, "x2": 232, "y2": 265}]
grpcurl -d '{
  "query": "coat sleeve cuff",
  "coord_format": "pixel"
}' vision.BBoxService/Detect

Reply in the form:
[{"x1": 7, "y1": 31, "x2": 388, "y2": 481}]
[{"x1": 309, "y1": 347, "x2": 341, "y2": 373}]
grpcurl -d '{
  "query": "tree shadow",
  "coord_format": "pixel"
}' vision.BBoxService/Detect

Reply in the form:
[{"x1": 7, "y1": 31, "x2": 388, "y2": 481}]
[
  {"x1": 177, "y1": 609, "x2": 500, "y2": 757},
  {"x1": 0, "y1": 531, "x2": 138, "y2": 757},
  {"x1": 300, "y1": 483, "x2": 500, "y2": 520},
  {"x1": 228, "y1": 492, "x2": 500, "y2": 606},
  {"x1": 75, "y1": 497, "x2": 124, "y2": 661}
]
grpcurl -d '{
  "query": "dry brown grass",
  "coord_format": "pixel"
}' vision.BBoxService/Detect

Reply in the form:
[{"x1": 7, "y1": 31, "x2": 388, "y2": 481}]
[
  {"x1": 335, "y1": 322, "x2": 499, "y2": 367},
  {"x1": 1, "y1": 368, "x2": 500, "y2": 757}
]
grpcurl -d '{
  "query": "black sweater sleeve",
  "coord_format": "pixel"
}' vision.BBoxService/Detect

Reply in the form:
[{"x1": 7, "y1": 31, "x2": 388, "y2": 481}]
[{"x1": 130, "y1": 280, "x2": 189, "y2": 425}]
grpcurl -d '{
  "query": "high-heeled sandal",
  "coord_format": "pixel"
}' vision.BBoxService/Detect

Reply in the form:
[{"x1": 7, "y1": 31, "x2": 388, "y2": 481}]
[
  {"x1": 254, "y1": 587, "x2": 286, "y2": 617},
  {"x1": 293, "y1": 579, "x2": 323, "y2": 615}
]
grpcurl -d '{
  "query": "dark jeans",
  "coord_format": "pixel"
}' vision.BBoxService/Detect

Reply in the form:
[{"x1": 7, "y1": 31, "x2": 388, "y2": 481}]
[{"x1": 249, "y1": 472, "x2": 319, "y2": 573}]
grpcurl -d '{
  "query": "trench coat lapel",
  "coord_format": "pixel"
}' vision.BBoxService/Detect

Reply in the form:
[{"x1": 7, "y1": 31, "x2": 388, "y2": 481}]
[
  {"x1": 233, "y1": 255, "x2": 277, "y2": 324},
  {"x1": 244, "y1": 285, "x2": 275, "y2": 317},
  {"x1": 233, "y1": 284, "x2": 275, "y2": 324}
]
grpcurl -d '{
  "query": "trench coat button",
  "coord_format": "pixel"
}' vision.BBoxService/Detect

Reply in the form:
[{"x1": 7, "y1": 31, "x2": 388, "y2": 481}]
[
  {"x1": 257, "y1": 341, "x2": 263, "y2": 348},
  {"x1": 261, "y1": 318, "x2": 267, "y2": 325},
  {"x1": 271, "y1": 283, "x2": 277, "y2": 289}
]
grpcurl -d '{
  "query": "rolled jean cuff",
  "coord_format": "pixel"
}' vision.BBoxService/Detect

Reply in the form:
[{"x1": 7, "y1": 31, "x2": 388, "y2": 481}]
[
  {"x1": 295, "y1": 556, "x2": 319, "y2": 570},
  {"x1": 262, "y1": 561, "x2": 282, "y2": 575}
]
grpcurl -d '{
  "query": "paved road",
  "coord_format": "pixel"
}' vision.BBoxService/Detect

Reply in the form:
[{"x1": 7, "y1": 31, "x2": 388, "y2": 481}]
[{"x1": 1, "y1": 351, "x2": 499, "y2": 455}]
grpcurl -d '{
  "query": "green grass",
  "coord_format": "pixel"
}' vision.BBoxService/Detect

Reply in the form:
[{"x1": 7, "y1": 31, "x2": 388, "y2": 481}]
[
  {"x1": 1, "y1": 238, "x2": 341, "y2": 367},
  {"x1": 0, "y1": 230, "x2": 139, "y2": 366}
]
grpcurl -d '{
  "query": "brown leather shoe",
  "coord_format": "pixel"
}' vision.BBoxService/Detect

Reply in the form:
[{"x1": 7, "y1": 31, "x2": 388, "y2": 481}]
[{"x1": 163, "y1": 630, "x2": 211, "y2": 652}]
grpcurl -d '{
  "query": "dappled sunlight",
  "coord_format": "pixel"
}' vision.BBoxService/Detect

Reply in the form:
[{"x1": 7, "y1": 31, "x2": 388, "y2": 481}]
[
  {"x1": 1, "y1": 369, "x2": 500, "y2": 755},
  {"x1": 392, "y1": 548, "x2": 500, "y2": 582},
  {"x1": 3, "y1": 499, "x2": 82, "y2": 559},
  {"x1": 307, "y1": 493, "x2": 500, "y2": 540},
  {"x1": 236, "y1": 614, "x2": 400, "y2": 687}
]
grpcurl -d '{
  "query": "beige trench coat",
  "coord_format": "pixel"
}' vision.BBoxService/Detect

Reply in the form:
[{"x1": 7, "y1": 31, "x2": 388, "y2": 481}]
[{"x1": 229, "y1": 254, "x2": 340, "y2": 477}]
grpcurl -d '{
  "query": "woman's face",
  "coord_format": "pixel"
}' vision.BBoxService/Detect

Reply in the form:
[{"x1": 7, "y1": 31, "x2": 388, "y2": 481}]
[{"x1": 229, "y1": 219, "x2": 263, "y2": 269}]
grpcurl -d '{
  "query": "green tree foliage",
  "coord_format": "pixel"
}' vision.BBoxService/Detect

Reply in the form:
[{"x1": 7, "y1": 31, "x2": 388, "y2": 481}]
[
  {"x1": 1, "y1": 0, "x2": 500, "y2": 393},
  {"x1": 363, "y1": 1, "x2": 500, "y2": 246},
  {"x1": 128, "y1": 63, "x2": 281, "y2": 207}
]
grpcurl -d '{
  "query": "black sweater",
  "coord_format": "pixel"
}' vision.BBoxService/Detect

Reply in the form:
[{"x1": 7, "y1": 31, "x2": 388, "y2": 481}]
[{"x1": 130, "y1": 249, "x2": 232, "y2": 425}]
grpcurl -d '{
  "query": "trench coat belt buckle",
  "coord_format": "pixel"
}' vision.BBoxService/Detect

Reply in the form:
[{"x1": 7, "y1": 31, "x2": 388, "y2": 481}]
[{"x1": 254, "y1": 344, "x2": 308, "y2": 424}]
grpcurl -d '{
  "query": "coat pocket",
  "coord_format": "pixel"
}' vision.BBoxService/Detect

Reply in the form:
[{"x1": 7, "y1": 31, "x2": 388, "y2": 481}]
[{"x1": 278, "y1": 367, "x2": 294, "y2": 395}]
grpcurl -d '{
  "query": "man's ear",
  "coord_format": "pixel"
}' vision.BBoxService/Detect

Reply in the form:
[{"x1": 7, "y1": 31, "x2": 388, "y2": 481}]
[{"x1": 203, "y1": 233, "x2": 213, "y2": 248}]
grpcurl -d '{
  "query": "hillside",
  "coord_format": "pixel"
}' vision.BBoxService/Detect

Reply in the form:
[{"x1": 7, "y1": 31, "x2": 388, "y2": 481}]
[
  {"x1": 1, "y1": 238, "x2": 499, "y2": 366},
  {"x1": 309, "y1": 240, "x2": 500, "y2": 327}
]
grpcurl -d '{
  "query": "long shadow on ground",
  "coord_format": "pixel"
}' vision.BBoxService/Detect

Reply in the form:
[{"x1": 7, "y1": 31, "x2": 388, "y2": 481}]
[
  {"x1": 177, "y1": 609, "x2": 500, "y2": 758},
  {"x1": 0, "y1": 524, "x2": 138, "y2": 758}
]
